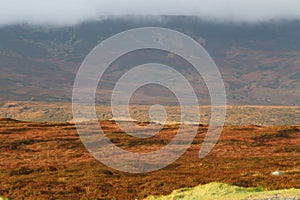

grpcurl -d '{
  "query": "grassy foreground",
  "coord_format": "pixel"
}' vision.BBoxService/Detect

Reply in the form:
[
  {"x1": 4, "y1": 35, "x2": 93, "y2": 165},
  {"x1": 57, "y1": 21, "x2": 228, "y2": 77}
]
[
  {"x1": 145, "y1": 182, "x2": 300, "y2": 200},
  {"x1": 1, "y1": 120, "x2": 299, "y2": 199}
]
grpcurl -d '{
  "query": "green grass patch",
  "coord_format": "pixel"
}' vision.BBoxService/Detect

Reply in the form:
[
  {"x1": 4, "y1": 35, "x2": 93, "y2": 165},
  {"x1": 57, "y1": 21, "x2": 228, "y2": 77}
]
[{"x1": 145, "y1": 182, "x2": 300, "y2": 200}]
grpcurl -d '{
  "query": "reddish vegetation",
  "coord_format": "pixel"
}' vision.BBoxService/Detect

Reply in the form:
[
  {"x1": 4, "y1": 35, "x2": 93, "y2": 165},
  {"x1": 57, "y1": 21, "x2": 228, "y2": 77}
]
[{"x1": 0, "y1": 119, "x2": 299, "y2": 199}]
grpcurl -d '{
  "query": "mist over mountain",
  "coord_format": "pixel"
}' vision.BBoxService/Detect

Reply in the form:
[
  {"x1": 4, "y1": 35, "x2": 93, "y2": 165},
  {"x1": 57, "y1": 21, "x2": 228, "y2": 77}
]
[
  {"x1": 1, "y1": 0, "x2": 300, "y2": 26},
  {"x1": 0, "y1": 16, "x2": 300, "y2": 105}
]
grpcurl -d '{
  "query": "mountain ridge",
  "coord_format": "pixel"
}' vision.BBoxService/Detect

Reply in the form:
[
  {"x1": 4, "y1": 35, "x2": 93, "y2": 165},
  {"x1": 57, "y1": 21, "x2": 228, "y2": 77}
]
[{"x1": 1, "y1": 16, "x2": 300, "y2": 105}]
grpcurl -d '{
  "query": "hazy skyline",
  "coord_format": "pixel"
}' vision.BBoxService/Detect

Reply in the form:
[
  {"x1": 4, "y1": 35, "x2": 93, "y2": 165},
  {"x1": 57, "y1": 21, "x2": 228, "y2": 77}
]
[{"x1": 1, "y1": 0, "x2": 300, "y2": 26}]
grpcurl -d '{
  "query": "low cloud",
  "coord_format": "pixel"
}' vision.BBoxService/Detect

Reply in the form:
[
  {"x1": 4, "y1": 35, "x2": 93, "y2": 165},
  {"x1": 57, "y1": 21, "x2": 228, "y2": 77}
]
[{"x1": 1, "y1": 0, "x2": 300, "y2": 26}]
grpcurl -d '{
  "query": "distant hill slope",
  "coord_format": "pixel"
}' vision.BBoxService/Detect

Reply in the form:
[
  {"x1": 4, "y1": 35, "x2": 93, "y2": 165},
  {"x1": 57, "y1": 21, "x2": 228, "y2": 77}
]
[
  {"x1": 145, "y1": 182, "x2": 300, "y2": 200},
  {"x1": 0, "y1": 16, "x2": 300, "y2": 105}
]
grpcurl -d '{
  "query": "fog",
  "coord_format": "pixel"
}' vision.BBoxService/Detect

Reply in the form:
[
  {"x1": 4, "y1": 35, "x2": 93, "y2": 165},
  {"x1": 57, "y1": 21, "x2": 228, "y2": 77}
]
[{"x1": 1, "y1": 0, "x2": 300, "y2": 26}]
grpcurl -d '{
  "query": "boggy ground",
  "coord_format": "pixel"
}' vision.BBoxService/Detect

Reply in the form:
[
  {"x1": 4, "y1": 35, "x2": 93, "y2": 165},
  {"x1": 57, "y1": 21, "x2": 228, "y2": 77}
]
[{"x1": 0, "y1": 118, "x2": 299, "y2": 199}]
